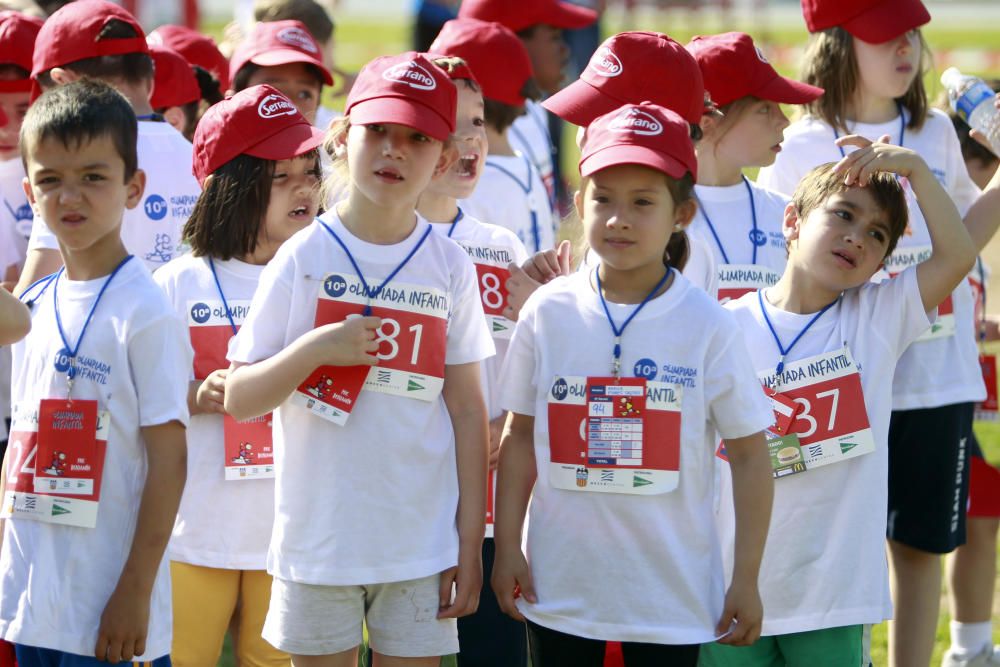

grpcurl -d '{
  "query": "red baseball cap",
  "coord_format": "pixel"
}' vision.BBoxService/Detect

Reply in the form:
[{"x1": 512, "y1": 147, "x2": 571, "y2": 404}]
[
  {"x1": 192, "y1": 84, "x2": 325, "y2": 185},
  {"x1": 0, "y1": 11, "x2": 43, "y2": 93},
  {"x1": 686, "y1": 33, "x2": 823, "y2": 108},
  {"x1": 149, "y1": 45, "x2": 200, "y2": 110},
  {"x1": 579, "y1": 102, "x2": 697, "y2": 180},
  {"x1": 543, "y1": 32, "x2": 705, "y2": 127},
  {"x1": 230, "y1": 20, "x2": 333, "y2": 88},
  {"x1": 801, "y1": 0, "x2": 930, "y2": 43},
  {"x1": 31, "y1": 0, "x2": 148, "y2": 81},
  {"x1": 458, "y1": 0, "x2": 597, "y2": 32},
  {"x1": 148, "y1": 24, "x2": 230, "y2": 92},
  {"x1": 429, "y1": 19, "x2": 533, "y2": 107},
  {"x1": 346, "y1": 52, "x2": 457, "y2": 142}
]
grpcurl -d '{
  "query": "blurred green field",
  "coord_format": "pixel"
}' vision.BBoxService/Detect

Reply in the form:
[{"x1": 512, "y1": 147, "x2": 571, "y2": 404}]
[{"x1": 210, "y1": 9, "x2": 1000, "y2": 667}]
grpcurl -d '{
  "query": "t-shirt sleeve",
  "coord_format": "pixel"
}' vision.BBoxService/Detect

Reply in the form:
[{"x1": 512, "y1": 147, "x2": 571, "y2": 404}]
[
  {"x1": 446, "y1": 251, "x2": 495, "y2": 365},
  {"x1": 129, "y1": 310, "x2": 192, "y2": 427},
  {"x1": 499, "y1": 294, "x2": 539, "y2": 416},
  {"x1": 26, "y1": 213, "x2": 58, "y2": 251},
  {"x1": 704, "y1": 320, "x2": 774, "y2": 440},
  {"x1": 682, "y1": 234, "x2": 719, "y2": 299},
  {"x1": 228, "y1": 252, "x2": 295, "y2": 365},
  {"x1": 861, "y1": 266, "x2": 933, "y2": 355}
]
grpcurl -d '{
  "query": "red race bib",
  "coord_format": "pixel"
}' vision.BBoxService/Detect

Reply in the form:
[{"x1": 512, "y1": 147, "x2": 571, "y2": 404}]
[
  {"x1": 456, "y1": 241, "x2": 518, "y2": 339},
  {"x1": 976, "y1": 355, "x2": 998, "y2": 421},
  {"x1": 187, "y1": 299, "x2": 252, "y2": 380},
  {"x1": 224, "y1": 413, "x2": 275, "y2": 480},
  {"x1": 884, "y1": 246, "x2": 955, "y2": 341}
]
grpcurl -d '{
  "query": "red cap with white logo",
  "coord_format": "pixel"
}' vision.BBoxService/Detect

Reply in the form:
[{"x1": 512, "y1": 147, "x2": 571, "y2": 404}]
[
  {"x1": 148, "y1": 24, "x2": 230, "y2": 92},
  {"x1": 686, "y1": 32, "x2": 823, "y2": 108},
  {"x1": 429, "y1": 18, "x2": 533, "y2": 107},
  {"x1": 801, "y1": 0, "x2": 929, "y2": 43},
  {"x1": 149, "y1": 45, "x2": 201, "y2": 110},
  {"x1": 0, "y1": 11, "x2": 43, "y2": 93},
  {"x1": 458, "y1": 0, "x2": 597, "y2": 32},
  {"x1": 579, "y1": 102, "x2": 697, "y2": 181},
  {"x1": 346, "y1": 52, "x2": 457, "y2": 142},
  {"x1": 192, "y1": 84, "x2": 325, "y2": 185},
  {"x1": 229, "y1": 20, "x2": 333, "y2": 87},
  {"x1": 543, "y1": 32, "x2": 705, "y2": 127}
]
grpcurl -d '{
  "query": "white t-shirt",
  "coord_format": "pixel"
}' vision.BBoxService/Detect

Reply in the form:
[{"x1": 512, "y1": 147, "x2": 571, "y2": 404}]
[
  {"x1": 28, "y1": 121, "x2": 200, "y2": 272},
  {"x1": 228, "y1": 212, "x2": 494, "y2": 585},
  {"x1": 0, "y1": 158, "x2": 32, "y2": 272},
  {"x1": 718, "y1": 269, "x2": 931, "y2": 635},
  {"x1": 154, "y1": 253, "x2": 274, "y2": 570},
  {"x1": 0, "y1": 258, "x2": 190, "y2": 658},
  {"x1": 510, "y1": 100, "x2": 556, "y2": 208},
  {"x1": 685, "y1": 180, "x2": 788, "y2": 304},
  {"x1": 757, "y1": 109, "x2": 984, "y2": 409},
  {"x1": 460, "y1": 153, "x2": 556, "y2": 253},
  {"x1": 499, "y1": 269, "x2": 773, "y2": 644}
]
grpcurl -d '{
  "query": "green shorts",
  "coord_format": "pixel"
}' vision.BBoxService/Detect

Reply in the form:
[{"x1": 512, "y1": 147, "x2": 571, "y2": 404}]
[{"x1": 698, "y1": 624, "x2": 870, "y2": 667}]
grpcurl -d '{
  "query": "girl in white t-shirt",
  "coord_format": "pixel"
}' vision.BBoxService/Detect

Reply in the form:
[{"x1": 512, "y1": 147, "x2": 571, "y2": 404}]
[
  {"x1": 225, "y1": 53, "x2": 494, "y2": 666},
  {"x1": 683, "y1": 32, "x2": 823, "y2": 302},
  {"x1": 754, "y1": 1, "x2": 1000, "y2": 664},
  {"x1": 153, "y1": 84, "x2": 325, "y2": 667},
  {"x1": 493, "y1": 102, "x2": 774, "y2": 666}
]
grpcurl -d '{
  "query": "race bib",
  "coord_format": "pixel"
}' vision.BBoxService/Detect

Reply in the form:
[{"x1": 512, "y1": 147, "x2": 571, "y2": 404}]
[
  {"x1": 760, "y1": 348, "x2": 874, "y2": 469},
  {"x1": 457, "y1": 242, "x2": 518, "y2": 340},
  {"x1": 291, "y1": 273, "x2": 449, "y2": 424},
  {"x1": 717, "y1": 264, "x2": 781, "y2": 304},
  {"x1": 224, "y1": 413, "x2": 275, "y2": 480},
  {"x1": 3, "y1": 401, "x2": 109, "y2": 528},
  {"x1": 547, "y1": 376, "x2": 682, "y2": 495},
  {"x1": 976, "y1": 355, "x2": 998, "y2": 422},
  {"x1": 187, "y1": 299, "x2": 252, "y2": 380},
  {"x1": 883, "y1": 246, "x2": 954, "y2": 341}
]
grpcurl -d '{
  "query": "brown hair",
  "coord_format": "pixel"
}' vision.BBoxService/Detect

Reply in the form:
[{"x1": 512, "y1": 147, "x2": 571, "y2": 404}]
[
  {"x1": 483, "y1": 78, "x2": 542, "y2": 134},
  {"x1": 791, "y1": 162, "x2": 908, "y2": 258},
  {"x1": 254, "y1": 0, "x2": 334, "y2": 46},
  {"x1": 801, "y1": 27, "x2": 929, "y2": 133},
  {"x1": 231, "y1": 61, "x2": 326, "y2": 93},
  {"x1": 36, "y1": 19, "x2": 153, "y2": 88},
  {"x1": 429, "y1": 56, "x2": 482, "y2": 94}
]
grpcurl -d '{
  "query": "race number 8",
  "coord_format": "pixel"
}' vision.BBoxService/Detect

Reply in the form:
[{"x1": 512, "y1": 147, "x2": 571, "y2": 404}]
[{"x1": 480, "y1": 272, "x2": 504, "y2": 310}]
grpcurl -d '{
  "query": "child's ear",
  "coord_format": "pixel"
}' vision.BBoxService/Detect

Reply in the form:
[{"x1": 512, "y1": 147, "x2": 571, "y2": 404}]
[
  {"x1": 573, "y1": 187, "x2": 584, "y2": 220},
  {"x1": 783, "y1": 201, "x2": 801, "y2": 243},
  {"x1": 124, "y1": 168, "x2": 147, "y2": 210},
  {"x1": 697, "y1": 111, "x2": 720, "y2": 139},
  {"x1": 673, "y1": 199, "x2": 698, "y2": 231},
  {"x1": 21, "y1": 175, "x2": 35, "y2": 210},
  {"x1": 162, "y1": 106, "x2": 186, "y2": 135},
  {"x1": 48, "y1": 68, "x2": 80, "y2": 86}
]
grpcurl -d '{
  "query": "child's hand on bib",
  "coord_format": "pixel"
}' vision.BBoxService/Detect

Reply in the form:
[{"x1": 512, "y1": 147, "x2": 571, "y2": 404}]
[
  {"x1": 195, "y1": 369, "x2": 228, "y2": 414},
  {"x1": 491, "y1": 545, "x2": 536, "y2": 621},
  {"x1": 833, "y1": 133, "x2": 926, "y2": 185},
  {"x1": 438, "y1": 546, "x2": 483, "y2": 619},
  {"x1": 311, "y1": 315, "x2": 381, "y2": 367},
  {"x1": 715, "y1": 578, "x2": 763, "y2": 646}
]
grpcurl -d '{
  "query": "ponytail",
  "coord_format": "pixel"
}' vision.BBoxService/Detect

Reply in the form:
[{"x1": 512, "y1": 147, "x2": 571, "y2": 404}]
[{"x1": 664, "y1": 230, "x2": 690, "y2": 272}]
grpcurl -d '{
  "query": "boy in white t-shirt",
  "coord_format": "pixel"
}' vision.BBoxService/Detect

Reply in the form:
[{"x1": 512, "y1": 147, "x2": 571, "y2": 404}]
[
  {"x1": 15, "y1": 0, "x2": 201, "y2": 292},
  {"x1": 702, "y1": 135, "x2": 996, "y2": 665},
  {"x1": 2, "y1": 80, "x2": 189, "y2": 666},
  {"x1": 432, "y1": 18, "x2": 556, "y2": 253}
]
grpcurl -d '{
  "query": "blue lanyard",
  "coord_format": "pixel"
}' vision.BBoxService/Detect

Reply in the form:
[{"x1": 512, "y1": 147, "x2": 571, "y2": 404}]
[
  {"x1": 834, "y1": 103, "x2": 906, "y2": 158},
  {"x1": 977, "y1": 257, "x2": 987, "y2": 342},
  {"x1": 595, "y1": 266, "x2": 671, "y2": 378},
  {"x1": 446, "y1": 208, "x2": 464, "y2": 238},
  {"x1": 758, "y1": 289, "x2": 838, "y2": 377},
  {"x1": 319, "y1": 221, "x2": 433, "y2": 315},
  {"x1": 136, "y1": 113, "x2": 164, "y2": 122},
  {"x1": 208, "y1": 257, "x2": 238, "y2": 336},
  {"x1": 53, "y1": 255, "x2": 133, "y2": 391},
  {"x1": 695, "y1": 176, "x2": 761, "y2": 265}
]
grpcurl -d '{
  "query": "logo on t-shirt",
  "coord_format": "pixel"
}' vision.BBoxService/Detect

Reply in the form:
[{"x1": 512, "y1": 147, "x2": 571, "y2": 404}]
[
  {"x1": 53, "y1": 348, "x2": 71, "y2": 374},
  {"x1": 277, "y1": 26, "x2": 318, "y2": 54},
  {"x1": 190, "y1": 302, "x2": 211, "y2": 324},
  {"x1": 323, "y1": 274, "x2": 348, "y2": 298},
  {"x1": 258, "y1": 94, "x2": 298, "y2": 119},
  {"x1": 589, "y1": 46, "x2": 623, "y2": 78},
  {"x1": 551, "y1": 377, "x2": 569, "y2": 401},
  {"x1": 382, "y1": 61, "x2": 436, "y2": 91},
  {"x1": 749, "y1": 229, "x2": 768, "y2": 247},
  {"x1": 144, "y1": 194, "x2": 167, "y2": 221},
  {"x1": 610, "y1": 108, "x2": 662, "y2": 136},
  {"x1": 633, "y1": 358, "x2": 658, "y2": 380}
]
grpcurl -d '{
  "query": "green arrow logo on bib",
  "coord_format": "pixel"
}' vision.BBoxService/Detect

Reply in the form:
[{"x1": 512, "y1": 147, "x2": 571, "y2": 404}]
[
  {"x1": 633, "y1": 473, "x2": 652, "y2": 488},
  {"x1": 51, "y1": 504, "x2": 71, "y2": 517},
  {"x1": 840, "y1": 441, "x2": 859, "y2": 454},
  {"x1": 493, "y1": 320, "x2": 508, "y2": 333},
  {"x1": 407, "y1": 379, "x2": 425, "y2": 392}
]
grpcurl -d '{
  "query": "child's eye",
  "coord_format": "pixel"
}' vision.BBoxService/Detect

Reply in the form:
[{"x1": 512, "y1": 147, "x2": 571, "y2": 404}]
[
  {"x1": 272, "y1": 172, "x2": 287, "y2": 180},
  {"x1": 83, "y1": 173, "x2": 105, "y2": 182},
  {"x1": 412, "y1": 132, "x2": 430, "y2": 143},
  {"x1": 366, "y1": 124, "x2": 385, "y2": 133},
  {"x1": 833, "y1": 209, "x2": 852, "y2": 221},
  {"x1": 593, "y1": 195, "x2": 610, "y2": 204},
  {"x1": 634, "y1": 198, "x2": 653, "y2": 206},
  {"x1": 296, "y1": 90, "x2": 315, "y2": 101},
  {"x1": 307, "y1": 167, "x2": 322, "y2": 178},
  {"x1": 869, "y1": 229, "x2": 887, "y2": 243},
  {"x1": 36, "y1": 176, "x2": 58, "y2": 186},
  {"x1": 473, "y1": 117, "x2": 485, "y2": 127}
]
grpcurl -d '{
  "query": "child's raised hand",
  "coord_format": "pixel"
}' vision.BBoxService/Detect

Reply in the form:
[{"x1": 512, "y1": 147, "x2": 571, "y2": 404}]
[
  {"x1": 491, "y1": 545, "x2": 537, "y2": 621},
  {"x1": 437, "y1": 547, "x2": 483, "y2": 619},
  {"x1": 195, "y1": 369, "x2": 228, "y2": 414},
  {"x1": 503, "y1": 241, "x2": 572, "y2": 322},
  {"x1": 310, "y1": 315, "x2": 381, "y2": 367},
  {"x1": 715, "y1": 578, "x2": 764, "y2": 646},
  {"x1": 833, "y1": 133, "x2": 925, "y2": 185}
]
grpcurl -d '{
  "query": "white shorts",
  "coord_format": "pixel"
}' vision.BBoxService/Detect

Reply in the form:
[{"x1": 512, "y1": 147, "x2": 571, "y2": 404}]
[{"x1": 262, "y1": 574, "x2": 459, "y2": 657}]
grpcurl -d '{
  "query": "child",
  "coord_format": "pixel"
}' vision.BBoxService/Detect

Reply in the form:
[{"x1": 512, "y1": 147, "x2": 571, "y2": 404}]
[
  {"x1": 492, "y1": 102, "x2": 775, "y2": 666},
  {"x1": 147, "y1": 24, "x2": 230, "y2": 100},
  {"x1": 225, "y1": 52, "x2": 493, "y2": 665},
  {"x1": 430, "y1": 18, "x2": 554, "y2": 253},
  {"x1": 1, "y1": 79, "x2": 189, "y2": 666},
  {"x1": 755, "y1": 1, "x2": 1000, "y2": 663},
  {"x1": 229, "y1": 19, "x2": 333, "y2": 126},
  {"x1": 149, "y1": 45, "x2": 202, "y2": 142},
  {"x1": 154, "y1": 85, "x2": 324, "y2": 667},
  {"x1": 416, "y1": 55, "x2": 531, "y2": 667},
  {"x1": 701, "y1": 133, "x2": 996, "y2": 666},
  {"x1": 683, "y1": 32, "x2": 823, "y2": 302},
  {"x1": 16, "y1": 0, "x2": 201, "y2": 291}
]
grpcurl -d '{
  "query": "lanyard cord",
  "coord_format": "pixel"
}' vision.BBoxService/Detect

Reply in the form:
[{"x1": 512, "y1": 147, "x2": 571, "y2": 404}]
[
  {"x1": 446, "y1": 208, "x2": 464, "y2": 238},
  {"x1": 757, "y1": 289, "x2": 839, "y2": 377},
  {"x1": 978, "y1": 257, "x2": 987, "y2": 342},
  {"x1": 208, "y1": 257, "x2": 238, "y2": 336},
  {"x1": 694, "y1": 175, "x2": 761, "y2": 265},
  {"x1": 834, "y1": 102, "x2": 906, "y2": 158},
  {"x1": 595, "y1": 266, "x2": 672, "y2": 378},
  {"x1": 319, "y1": 220, "x2": 433, "y2": 316}
]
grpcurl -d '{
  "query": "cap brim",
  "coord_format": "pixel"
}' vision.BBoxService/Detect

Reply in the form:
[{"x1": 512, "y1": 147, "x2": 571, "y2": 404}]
[
  {"x1": 580, "y1": 144, "x2": 691, "y2": 180},
  {"x1": 349, "y1": 97, "x2": 453, "y2": 142},
  {"x1": 244, "y1": 122, "x2": 327, "y2": 162},
  {"x1": 754, "y1": 75, "x2": 824, "y2": 105},
  {"x1": 842, "y1": 0, "x2": 930, "y2": 43},
  {"x1": 543, "y1": 2, "x2": 599, "y2": 29},
  {"x1": 250, "y1": 49, "x2": 334, "y2": 85},
  {"x1": 542, "y1": 78, "x2": 624, "y2": 127}
]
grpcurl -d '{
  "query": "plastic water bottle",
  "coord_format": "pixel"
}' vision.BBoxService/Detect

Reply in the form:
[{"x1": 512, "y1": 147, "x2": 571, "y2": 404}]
[{"x1": 941, "y1": 67, "x2": 1000, "y2": 157}]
